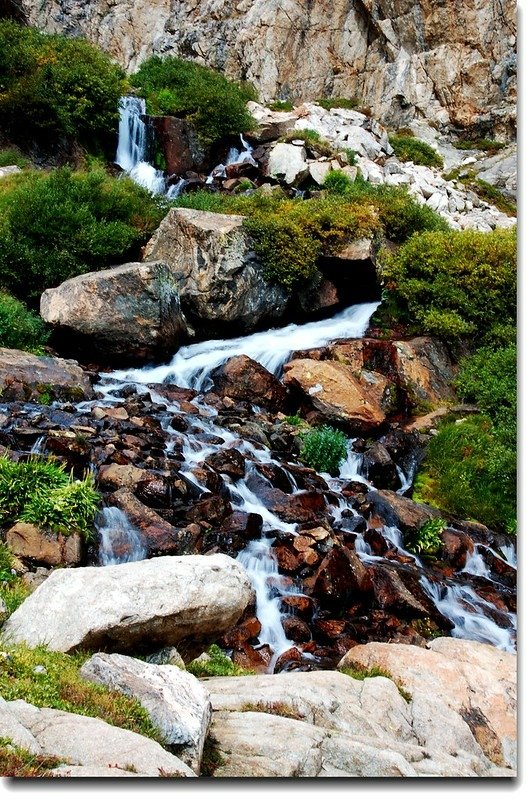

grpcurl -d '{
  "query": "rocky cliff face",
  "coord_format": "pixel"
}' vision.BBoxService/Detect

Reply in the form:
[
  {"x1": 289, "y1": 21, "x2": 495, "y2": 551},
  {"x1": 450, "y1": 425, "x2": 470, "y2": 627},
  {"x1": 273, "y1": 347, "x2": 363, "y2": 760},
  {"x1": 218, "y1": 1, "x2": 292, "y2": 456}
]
[{"x1": 19, "y1": 1, "x2": 516, "y2": 133}]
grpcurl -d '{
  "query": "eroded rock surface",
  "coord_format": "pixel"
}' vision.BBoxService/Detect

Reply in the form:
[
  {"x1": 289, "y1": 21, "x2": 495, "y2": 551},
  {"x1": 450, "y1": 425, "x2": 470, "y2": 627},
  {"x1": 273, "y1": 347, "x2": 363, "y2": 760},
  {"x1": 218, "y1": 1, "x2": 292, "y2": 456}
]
[{"x1": 0, "y1": 348, "x2": 93, "y2": 402}]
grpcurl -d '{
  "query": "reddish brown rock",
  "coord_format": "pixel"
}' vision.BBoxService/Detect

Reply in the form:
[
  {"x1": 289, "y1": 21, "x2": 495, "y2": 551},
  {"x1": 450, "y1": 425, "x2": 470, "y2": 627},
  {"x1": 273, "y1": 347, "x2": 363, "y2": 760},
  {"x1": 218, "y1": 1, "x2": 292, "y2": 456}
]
[
  {"x1": 281, "y1": 616, "x2": 312, "y2": 643},
  {"x1": 368, "y1": 489, "x2": 442, "y2": 537},
  {"x1": 110, "y1": 488, "x2": 194, "y2": 556},
  {"x1": 6, "y1": 523, "x2": 83, "y2": 568},
  {"x1": 272, "y1": 545, "x2": 302, "y2": 574},
  {"x1": 312, "y1": 545, "x2": 372, "y2": 608},
  {"x1": 212, "y1": 355, "x2": 288, "y2": 411},
  {"x1": 186, "y1": 495, "x2": 232, "y2": 526},
  {"x1": 220, "y1": 512, "x2": 263, "y2": 541},
  {"x1": 150, "y1": 115, "x2": 206, "y2": 174},
  {"x1": 280, "y1": 595, "x2": 315, "y2": 620},
  {"x1": 204, "y1": 448, "x2": 246, "y2": 480}
]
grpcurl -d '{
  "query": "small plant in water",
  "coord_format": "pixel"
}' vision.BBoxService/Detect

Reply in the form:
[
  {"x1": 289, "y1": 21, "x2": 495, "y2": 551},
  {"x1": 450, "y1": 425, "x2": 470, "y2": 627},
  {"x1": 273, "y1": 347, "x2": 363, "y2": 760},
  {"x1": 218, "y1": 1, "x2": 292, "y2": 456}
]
[
  {"x1": 299, "y1": 425, "x2": 348, "y2": 476},
  {"x1": 406, "y1": 518, "x2": 446, "y2": 556}
]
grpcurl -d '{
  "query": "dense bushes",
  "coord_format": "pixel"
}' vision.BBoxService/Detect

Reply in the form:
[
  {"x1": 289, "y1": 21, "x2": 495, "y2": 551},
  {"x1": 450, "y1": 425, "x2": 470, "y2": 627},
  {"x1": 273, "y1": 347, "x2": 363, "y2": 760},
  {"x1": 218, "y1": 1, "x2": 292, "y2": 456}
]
[
  {"x1": 388, "y1": 134, "x2": 443, "y2": 168},
  {"x1": 380, "y1": 228, "x2": 516, "y2": 346},
  {"x1": 0, "y1": 168, "x2": 166, "y2": 304},
  {"x1": 0, "y1": 292, "x2": 49, "y2": 351},
  {"x1": 300, "y1": 425, "x2": 348, "y2": 475},
  {"x1": 132, "y1": 56, "x2": 256, "y2": 147},
  {"x1": 0, "y1": 21, "x2": 125, "y2": 153},
  {"x1": 0, "y1": 456, "x2": 100, "y2": 540}
]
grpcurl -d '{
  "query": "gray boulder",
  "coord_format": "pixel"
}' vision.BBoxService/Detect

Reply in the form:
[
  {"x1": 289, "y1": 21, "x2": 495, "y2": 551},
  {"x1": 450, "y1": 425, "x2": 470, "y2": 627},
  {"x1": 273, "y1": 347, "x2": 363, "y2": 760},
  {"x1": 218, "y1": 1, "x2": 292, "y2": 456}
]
[
  {"x1": 2, "y1": 554, "x2": 253, "y2": 659},
  {"x1": 81, "y1": 653, "x2": 211, "y2": 772},
  {"x1": 266, "y1": 142, "x2": 309, "y2": 185},
  {"x1": 40, "y1": 261, "x2": 187, "y2": 364},
  {"x1": 0, "y1": 348, "x2": 93, "y2": 402},
  {"x1": 143, "y1": 208, "x2": 288, "y2": 334}
]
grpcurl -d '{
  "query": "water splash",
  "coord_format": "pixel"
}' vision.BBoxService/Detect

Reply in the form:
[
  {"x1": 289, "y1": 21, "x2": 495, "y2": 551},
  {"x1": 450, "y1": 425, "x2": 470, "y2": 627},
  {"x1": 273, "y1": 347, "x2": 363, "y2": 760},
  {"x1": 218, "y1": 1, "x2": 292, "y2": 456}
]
[
  {"x1": 115, "y1": 96, "x2": 167, "y2": 195},
  {"x1": 97, "y1": 507, "x2": 147, "y2": 565}
]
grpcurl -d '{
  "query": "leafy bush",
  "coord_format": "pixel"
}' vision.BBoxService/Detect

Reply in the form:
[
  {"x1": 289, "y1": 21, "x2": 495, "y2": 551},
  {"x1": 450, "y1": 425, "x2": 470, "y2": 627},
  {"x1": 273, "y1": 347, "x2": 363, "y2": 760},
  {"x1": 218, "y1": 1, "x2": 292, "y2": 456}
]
[
  {"x1": 0, "y1": 292, "x2": 49, "y2": 351},
  {"x1": 187, "y1": 644, "x2": 253, "y2": 678},
  {"x1": 388, "y1": 135, "x2": 444, "y2": 168},
  {"x1": 300, "y1": 425, "x2": 348, "y2": 475},
  {"x1": 406, "y1": 518, "x2": 446, "y2": 556},
  {"x1": 0, "y1": 456, "x2": 100, "y2": 540},
  {"x1": 0, "y1": 541, "x2": 14, "y2": 583},
  {"x1": 0, "y1": 20, "x2": 125, "y2": 153},
  {"x1": 132, "y1": 56, "x2": 256, "y2": 147},
  {"x1": 380, "y1": 227, "x2": 516, "y2": 346},
  {"x1": 323, "y1": 170, "x2": 355, "y2": 196},
  {"x1": 267, "y1": 100, "x2": 294, "y2": 112},
  {"x1": 0, "y1": 644, "x2": 160, "y2": 741},
  {"x1": 281, "y1": 128, "x2": 335, "y2": 157},
  {"x1": 0, "y1": 148, "x2": 29, "y2": 168},
  {"x1": 413, "y1": 416, "x2": 516, "y2": 535},
  {"x1": 0, "y1": 167, "x2": 166, "y2": 305},
  {"x1": 317, "y1": 97, "x2": 359, "y2": 111}
]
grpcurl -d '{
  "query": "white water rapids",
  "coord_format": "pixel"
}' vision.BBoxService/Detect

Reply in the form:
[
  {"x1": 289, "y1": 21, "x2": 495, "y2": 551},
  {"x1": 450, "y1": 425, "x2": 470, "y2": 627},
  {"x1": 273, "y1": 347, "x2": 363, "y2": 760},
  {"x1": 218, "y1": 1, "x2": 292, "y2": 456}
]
[{"x1": 93, "y1": 299, "x2": 516, "y2": 662}]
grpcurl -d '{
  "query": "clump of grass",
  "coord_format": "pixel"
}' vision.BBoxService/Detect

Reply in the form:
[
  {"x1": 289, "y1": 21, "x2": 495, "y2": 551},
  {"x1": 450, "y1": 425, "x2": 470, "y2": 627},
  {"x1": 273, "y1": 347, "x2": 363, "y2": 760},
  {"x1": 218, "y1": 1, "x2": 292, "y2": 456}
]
[
  {"x1": 0, "y1": 541, "x2": 15, "y2": 583},
  {"x1": 0, "y1": 737, "x2": 62, "y2": 777},
  {"x1": 281, "y1": 128, "x2": 335, "y2": 157},
  {"x1": 317, "y1": 97, "x2": 359, "y2": 111},
  {"x1": 453, "y1": 139, "x2": 506, "y2": 154},
  {"x1": 300, "y1": 425, "x2": 348, "y2": 476},
  {"x1": 0, "y1": 455, "x2": 100, "y2": 540},
  {"x1": 0, "y1": 644, "x2": 161, "y2": 741},
  {"x1": 187, "y1": 644, "x2": 254, "y2": 678},
  {"x1": 389, "y1": 134, "x2": 444, "y2": 168},
  {"x1": 200, "y1": 736, "x2": 226, "y2": 776},
  {"x1": 0, "y1": 148, "x2": 29, "y2": 168},
  {"x1": 267, "y1": 99, "x2": 294, "y2": 112},
  {"x1": 241, "y1": 701, "x2": 304, "y2": 720},
  {"x1": 339, "y1": 665, "x2": 412, "y2": 702},
  {"x1": 0, "y1": 579, "x2": 31, "y2": 617}
]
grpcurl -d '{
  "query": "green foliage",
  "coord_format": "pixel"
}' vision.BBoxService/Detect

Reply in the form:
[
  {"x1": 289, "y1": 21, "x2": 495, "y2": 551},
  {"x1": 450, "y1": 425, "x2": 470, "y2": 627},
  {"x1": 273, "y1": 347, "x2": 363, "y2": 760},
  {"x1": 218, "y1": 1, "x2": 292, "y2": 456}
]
[
  {"x1": 406, "y1": 518, "x2": 446, "y2": 556},
  {"x1": 132, "y1": 56, "x2": 256, "y2": 147},
  {"x1": 0, "y1": 455, "x2": 100, "y2": 540},
  {"x1": 453, "y1": 139, "x2": 506, "y2": 154},
  {"x1": 281, "y1": 128, "x2": 335, "y2": 157},
  {"x1": 344, "y1": 148, "x2": 357, "y2": 166},
  {"x1": 0, "y1": 20, "x2": 125, "y2": 153},
  {"x1": 413, "y1": 416, "x2": 516, "y2": 535},
  {"x1": 0, "y1": 738, "x2": 61, "y2": 777},
  {"x1": 323, "y1": 170, "x2": 354, "y2": 196},
  {"x1": 0, "y1": 148, "x2": 29, "y2": 168},
  {"x1": 0, "y1": 167, "x2": 166, "y2": 305},
  {"x1": 0, "y1": 579, "x2": 30, "y2": 617},
  {"x1": 317, "y1": 97, "x2": 359, "y2": 111},
  {"x1": 0, "y1": 541, "x2": 14, "y2": 583},
  {"x1": 380, "y1": 227, "x2": 516, "y2": 346},
  {"x1": 373, "y1": 186, "x2": 450, "y2": 242},
  {"x1": 0, "y1": 292, "x2": 49, "y2": 351},
  {"x1": 0, "y1": 644, "x2": 161, "y2": 741},
  {"x1": 187, "y1": 644, "x2": 254, "y2": 678},
  {"x1": 388, "y1": 135, "x2": 444, "y2": 168},
  {"x1": 284, "y1": 415, "x2": 306, "y2": 427},
  {"x1": 267, "y1": 99, "x2": 294, "y2": 112},
  {"x1": 299, "y1": 425, "x2": 348, "y2": 475}
]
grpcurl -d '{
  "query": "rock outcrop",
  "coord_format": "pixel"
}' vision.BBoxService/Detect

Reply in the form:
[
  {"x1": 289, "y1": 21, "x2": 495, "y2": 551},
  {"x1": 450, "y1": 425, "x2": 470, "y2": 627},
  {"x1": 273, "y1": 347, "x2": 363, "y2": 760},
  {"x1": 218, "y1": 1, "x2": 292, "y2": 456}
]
[
  {"x1": 5, "y1": 523, "x2": 83, "y2": 568},
  {"x1": 143, "y1": 208, "x2": 288, "y2": 334},
  {"x1": 40, "y1": 261, "x2": 187, "y2": 364},
  {"x1": 211, "y1": 355, "x2": 288, "y2": 411},
  {"x1": 21, "y1": 0, "x2": 516, "y2": 133},
  {"x1": 80, "y1": 653, "x2": 212, "y2": 772},
  {"x1": 2, "y1": 554, "x2": 253, "y2": 659},
  {"x1": 0, "y1": 696, "x2": 194, "y2": 777},
  {"x1": 0, "y1": 348, "x2": 93, "y2": 402}
]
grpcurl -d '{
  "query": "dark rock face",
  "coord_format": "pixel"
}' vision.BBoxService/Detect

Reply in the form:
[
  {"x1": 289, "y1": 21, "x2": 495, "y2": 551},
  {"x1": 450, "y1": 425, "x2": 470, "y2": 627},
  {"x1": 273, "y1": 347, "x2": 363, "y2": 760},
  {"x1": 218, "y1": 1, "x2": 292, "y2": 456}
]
[
  {"x1": 0, "y1": 348, "x2": 93, "y2": 402},
  {"x1": 149, "y1": 115, "x2": 207, "y2": 174},
  {"x1": 312, "y1": 545, "x2": 372, "y2": 609},
  {"x1": 40, "y1": 261, "x2": 187, "y2": 365},
  {"x1": 212, "y1": 355, "x2": 288, "y2": 412}
]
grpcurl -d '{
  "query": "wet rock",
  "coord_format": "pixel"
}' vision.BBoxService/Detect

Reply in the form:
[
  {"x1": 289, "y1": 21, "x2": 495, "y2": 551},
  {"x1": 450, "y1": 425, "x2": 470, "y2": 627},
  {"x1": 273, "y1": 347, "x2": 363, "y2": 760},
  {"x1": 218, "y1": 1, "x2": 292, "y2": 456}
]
[
  {"x1": 40, "y1": 262, "x2": 187, "y2": 365},
  {"x1": 0, "y1": 348, "x2": 93, "y2": 402},
  {"x1": 110, "y1": 488, "x2": 195, "y2": 556},
  {"x1": 98, "y1": 464, "x2": 151, "y2": 492},
  {"x1": 5, "y1": 523, "x2": 83, "y2": 568},
  {"x1": 367, "y1": 489, "x2": 441, "y2": 537},
  {"x1": 220, "y1": 512, "x2": 263, "y2": 541},
  {"x1": 204, "y1": 448, "x2": 246, "y2": 480},
  {"x1": 283, "y1": 358, "x2": 386, "y2": 433},
  {"x1": 369, "y1": 563, "x2": 429, "y2": 619},
  {"x1": 186, "y1": 495, "x2": 232, "y2": 526},
  {"x1": 81, "y1": 652, "x2": 212, "y2": 772},
  {"x1": 363, "y1": 442, "x2": 400, "y2": 490},
  {"x1": 280, "y1": 595, "x2": 315, "y2": 620},
  {"x1": 281, "y1": 616, "x2": 312, "y2": 643},
  {"x1": 149, "y1": 115, "x2": 206, "y2": 174},
  {"x1": 211, "y1": 355, "x2": 288, "y2": 412},
  {"x1": 3, "y1": 554, "x2": 253, "y2": 660},
  {"x1": 440, "y1": 528, "x2": 475, "y2": 568},
  {"x1": 143, "y1": 208, "x2": 288, "y2": 334},
  {"x1": 312, "y1": 545, "x2": 372, "y2": 608}
]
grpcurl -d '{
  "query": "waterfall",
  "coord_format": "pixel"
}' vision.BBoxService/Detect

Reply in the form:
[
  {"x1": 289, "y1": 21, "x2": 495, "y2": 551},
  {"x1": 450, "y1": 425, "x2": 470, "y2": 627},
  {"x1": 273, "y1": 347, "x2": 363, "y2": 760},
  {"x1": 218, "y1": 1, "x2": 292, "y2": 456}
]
[
  {"x1": 206, "y1": 134, "x2": 257, "y2": 184},
  {"x1": 115, "y1": 96, "x2": 167, "y2": 195},
  {"x1": 97, "y1": 507, "x2": 147, "y2": 565}
]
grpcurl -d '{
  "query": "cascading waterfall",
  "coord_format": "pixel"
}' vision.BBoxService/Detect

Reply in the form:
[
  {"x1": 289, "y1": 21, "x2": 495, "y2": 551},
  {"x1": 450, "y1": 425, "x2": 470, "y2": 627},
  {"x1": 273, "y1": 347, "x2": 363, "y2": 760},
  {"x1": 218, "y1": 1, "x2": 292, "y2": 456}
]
[
  {"x1": 92, "y1": 301, "x2": 516, "y2": 663},
  {"x1": 96, "y1": 506, "x2": 147, "y2": 565},
  {"x1": 115, "y1": 96, "x2": 167, "y2": 195},
  {"x1": 206, "y1": 134, "x2": 257, "y2": 184}
]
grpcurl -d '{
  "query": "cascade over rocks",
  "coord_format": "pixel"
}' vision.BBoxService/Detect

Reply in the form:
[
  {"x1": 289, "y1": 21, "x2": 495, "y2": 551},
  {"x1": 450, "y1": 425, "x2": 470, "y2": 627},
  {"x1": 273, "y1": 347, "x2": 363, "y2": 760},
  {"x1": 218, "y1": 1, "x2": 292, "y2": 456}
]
[
  {"x1": 21, "y1": 0, "x2": 516, "y2": 134},
  {"x1": 40, "y1": 261, "x2": 187, "y2": 365},
  {"x1": 143, "y1": 208, "x2": 289, "y2": 335},
  {"x1": 2, "y1": 554, "x2": 253, "y2": 659}
]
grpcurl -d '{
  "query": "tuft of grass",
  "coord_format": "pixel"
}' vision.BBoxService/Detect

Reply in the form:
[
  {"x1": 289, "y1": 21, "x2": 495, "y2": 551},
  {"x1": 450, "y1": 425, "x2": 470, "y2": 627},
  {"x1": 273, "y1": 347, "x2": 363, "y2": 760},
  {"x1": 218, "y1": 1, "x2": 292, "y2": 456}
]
[
  {"x1": 241, "y1": 701, "x2": 304, "y2": 720},
  {"x1": 300, "y1": 425, "x2": 348, "y2": 476},
  {"x1": 200, "y1": 736, "x2": 226, "y2": 776},
  {"x1": 453, "y1": 139, "x2": 506, "y2": 154},
  {"x1": 0, "y1": 644, "x2": 162, "y2": 742},
  {"x1": 389, "y1": 135, "x2": 443, "y2": 168},
  {"x1": 281, "y1": 128, "x2": 335, "y2": 157},
  {"x1": 187, "y1": 644, "x2": 254, "y2": 678},
  {"x1": 0, "y1": 579, "x2": 31, "y2": 617},
  {"x1": 0, "y1": 149, "x2": 29, "y2": 168},
  {"x1": 339, "y1": 665, "x2": 412, "y2": 702},
  {"x1": 267, "y1": 99, "x2": 294, "y2": 112},
  {"x1": 405, "y1": 518, "x2": 446, "y2": 556},
  {"x1": 0, "y1": 737, "x2": 62, "y2": 777},
  {"x1": 317, "y1": 97, "x2": 359, "y2": 111}
]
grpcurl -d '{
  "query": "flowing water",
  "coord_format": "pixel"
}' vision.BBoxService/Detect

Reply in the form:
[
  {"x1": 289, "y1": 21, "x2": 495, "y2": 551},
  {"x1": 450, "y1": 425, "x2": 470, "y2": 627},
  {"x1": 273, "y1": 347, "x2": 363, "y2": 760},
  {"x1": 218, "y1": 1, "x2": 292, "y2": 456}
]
[
  {"x1": 116, "y1": 96, "x2": 170, "y2": 196},
  {"x1": 96, "y1": 506, "x2": 147, "y2": 565},
  {"x1": 92, "y1": 301, "x2": 516, "y2": 664}
]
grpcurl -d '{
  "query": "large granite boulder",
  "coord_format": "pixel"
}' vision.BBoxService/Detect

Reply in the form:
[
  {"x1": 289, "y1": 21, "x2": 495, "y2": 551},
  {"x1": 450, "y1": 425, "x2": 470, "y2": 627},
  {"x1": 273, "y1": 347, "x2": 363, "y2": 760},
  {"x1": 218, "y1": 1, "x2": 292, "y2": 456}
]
[
  {"x1": 0, "y1": 697, "x2": 194, "y2": 777},
  {"x1": 0, "y1": 348, "x2": 93, "y2": 402},
  {"x1": 211, "y1": 354, "x2": 288, "y2": 411},
  {"x1": 40, "y1": 261, "x2": 187, "y2": 364},
  {"x1": 81, "y1": 653, "x2": 211, "y2": 773},
  {"x1": 339, "y1": 638, "x2": 517, "y2": 770},
  {"x1": 143, "y1": 208, "x2": 289, "y2": 334},
  {"x1": 2, "y1": 554, "x2": 253, "y2": 660}
]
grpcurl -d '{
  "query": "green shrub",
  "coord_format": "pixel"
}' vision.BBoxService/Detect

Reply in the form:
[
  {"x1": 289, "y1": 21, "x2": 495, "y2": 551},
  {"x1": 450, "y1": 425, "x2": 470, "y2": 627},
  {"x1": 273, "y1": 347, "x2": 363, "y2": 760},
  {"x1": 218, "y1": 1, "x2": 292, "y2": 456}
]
[
  {"x1": 0, "y1": 541, "x2": 14, "y2": 583},
  {"x1": 0, "y1": 292, "x2": 49, "y2": 351},
  {"x1": 132, "y1": 56, "x2": 256, "y2": 147},
  {"x1": 413, "y1": 416, "x2": 516, "y2": 535},
  {"x1": 323, "y1": 170, "x2": 354, "y2": 196},
  {"x1": 373, "y1": 186, "x2": 449, "y2": 242},
  {"x1": 268, "y1": 99, "x2": 294, "y2": 112},
  {"x1": 0, "y1": 20, "x2": 125, "y2": 153},
  {"x1": 406, "y1": 518, "x2": 446, "y2": 556},
  {"x1": 0, "y1": 148, "x2": 29, "y2": 168},
  {"x1": 0, "y1": 644, "x2": 160, "y2": 741},
  {"x1": 388, "y1": 135, "x2": 444, "y2": 168},
  {"x1": 0, "y1": 167, "x2": 166, "y2": 305},
  {"x1": 0, "y1": 456, "x2": 100, "y2": 540},
  {"x1": 281, "y1": 128, "x2": 335, "y2": 157},
  {"x1": 187, "y1": 644, "x2": 254, "y2": 678},
  {"x1": 453, "y1": 139, "x2": 506, "y2": 154},
  {"x1": 380, "y1": 227, "x2": 516, "y2": 346},
  {"x1": 300, "y1": 425, "x2": 348, "y2": 475},
  {"x1": 317, "y1": 97, "x2": 359, "y2": 111}
]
